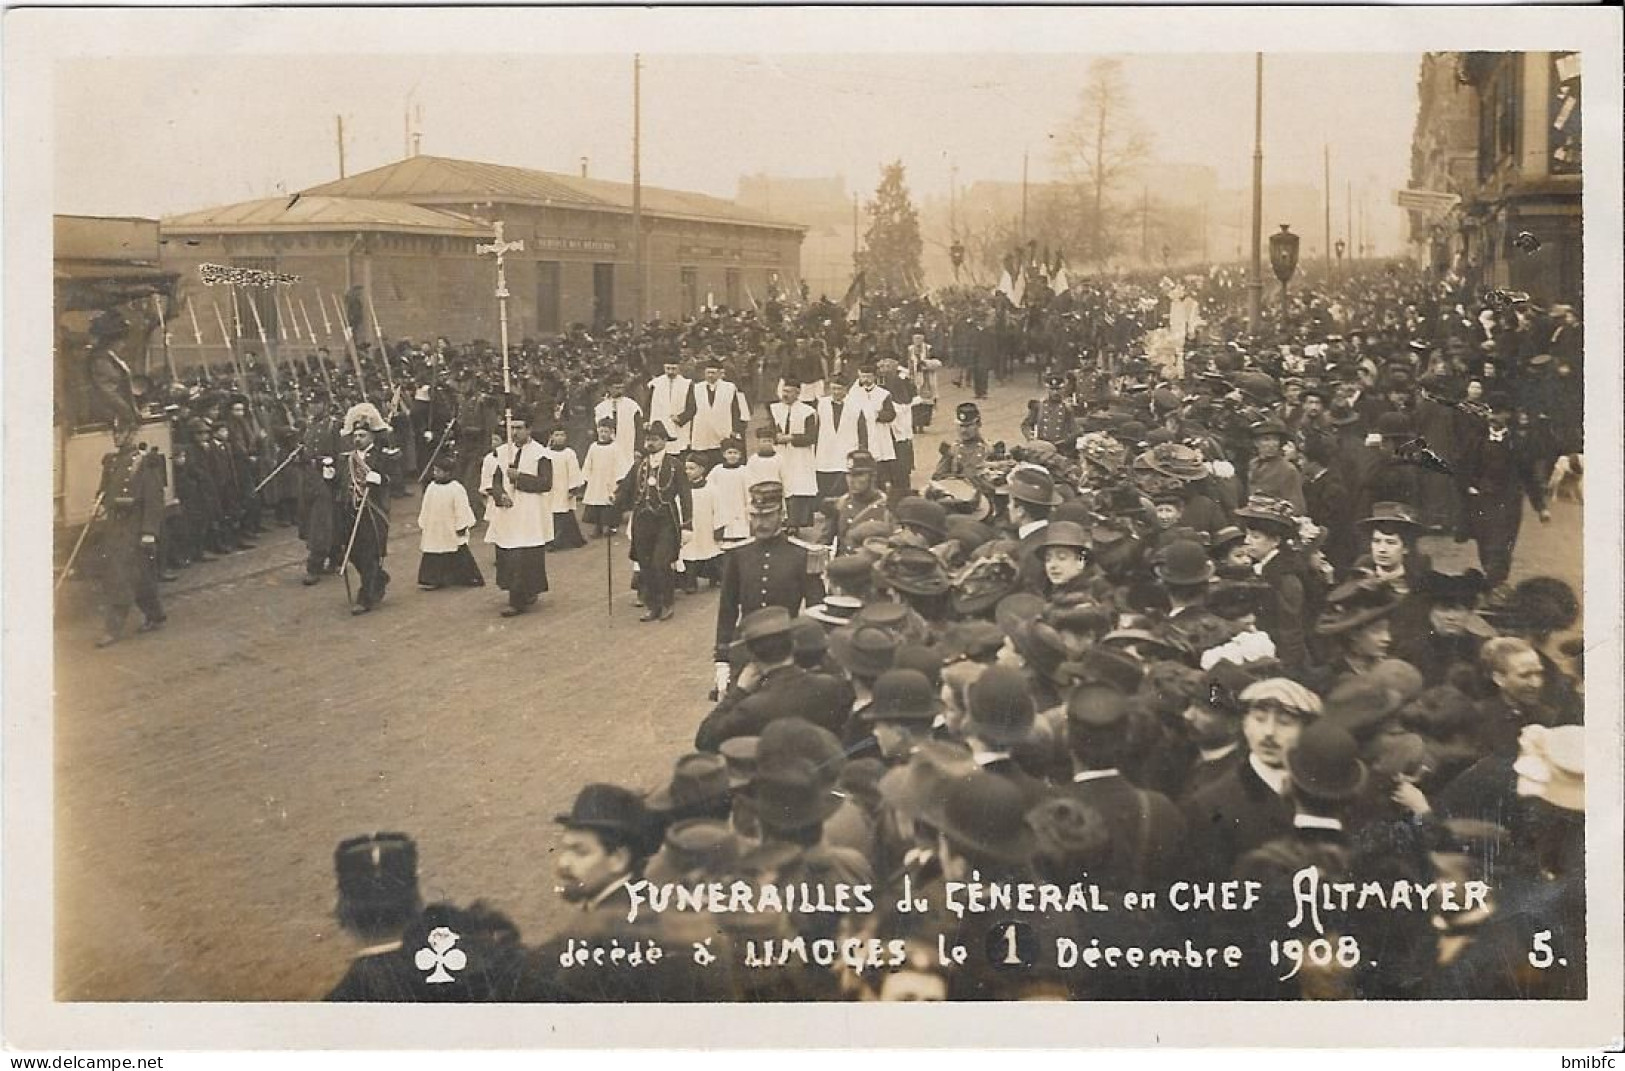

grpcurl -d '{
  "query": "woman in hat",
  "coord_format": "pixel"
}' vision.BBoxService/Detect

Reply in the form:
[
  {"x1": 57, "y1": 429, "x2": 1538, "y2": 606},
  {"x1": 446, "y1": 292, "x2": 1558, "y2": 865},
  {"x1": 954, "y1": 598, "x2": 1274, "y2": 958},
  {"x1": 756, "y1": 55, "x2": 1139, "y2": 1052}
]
[
  {"x1": 1245, "y1": 418, "x2": 1306, "y2": 514},
  {"x1": 415, "y1": 453, "x2": 485, "y2": 590},
  {"x1": 1233, "y1": 494, "x2": 1311, "y2": 669}
]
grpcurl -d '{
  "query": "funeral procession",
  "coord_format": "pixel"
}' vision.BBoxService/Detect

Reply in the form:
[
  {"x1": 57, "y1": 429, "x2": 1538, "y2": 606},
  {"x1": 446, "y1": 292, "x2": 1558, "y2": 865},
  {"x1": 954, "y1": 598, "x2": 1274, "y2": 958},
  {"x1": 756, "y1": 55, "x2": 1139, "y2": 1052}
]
[{"x1": 48, "y1": 49, "x2": 1598, "y2": 1006}]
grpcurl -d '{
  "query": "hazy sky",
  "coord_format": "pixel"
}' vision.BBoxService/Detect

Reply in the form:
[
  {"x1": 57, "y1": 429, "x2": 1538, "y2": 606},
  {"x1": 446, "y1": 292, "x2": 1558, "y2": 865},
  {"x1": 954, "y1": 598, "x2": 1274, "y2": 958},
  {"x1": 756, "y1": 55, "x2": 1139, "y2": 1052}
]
[{"x1": 57, "y1": 52, "x2": 1422, "y2": 251}]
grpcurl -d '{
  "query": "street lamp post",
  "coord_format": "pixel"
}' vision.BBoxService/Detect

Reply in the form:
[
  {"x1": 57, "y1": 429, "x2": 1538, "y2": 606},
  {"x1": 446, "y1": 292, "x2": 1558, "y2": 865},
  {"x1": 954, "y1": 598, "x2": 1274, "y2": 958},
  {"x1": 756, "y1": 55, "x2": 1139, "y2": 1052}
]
[
  {"x1": 1270, "y1": 224, "x2": 1301, "y2": 325},
  {"x1": 1248, "y1": 53, "x2": 1265, "y2": 338}
]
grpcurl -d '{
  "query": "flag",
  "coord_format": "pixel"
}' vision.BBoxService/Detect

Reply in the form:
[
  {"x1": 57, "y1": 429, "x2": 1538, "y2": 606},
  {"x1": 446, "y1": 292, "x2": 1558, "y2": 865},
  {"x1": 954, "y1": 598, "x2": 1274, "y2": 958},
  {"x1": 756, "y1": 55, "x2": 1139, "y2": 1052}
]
[
  {"x1": 996, "y1": 268, "x2": 1024, "y2": 309},
  {"x1": 1051, "y1": 265, "x2": 1071, "y2": 296},
  {"x1": 840, "y1": 270, "x2": 866, "y2": 311}
]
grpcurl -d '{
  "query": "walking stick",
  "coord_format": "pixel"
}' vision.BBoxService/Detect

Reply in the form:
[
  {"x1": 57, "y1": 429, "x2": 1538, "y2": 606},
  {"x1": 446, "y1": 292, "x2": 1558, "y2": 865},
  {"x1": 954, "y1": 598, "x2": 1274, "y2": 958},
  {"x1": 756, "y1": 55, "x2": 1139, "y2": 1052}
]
[
  {"x1": 338, "y1": 484, "x2": 371, "y2": 607},
  {"x1": 605, "y1": 519, "x2": 614, "y2": 617},
  {"x1": 56, "y1": 492, "x2": 105, "y2": 593},
  {"x1": 252, "y1": 444, "x2": 305, "y2": 495}
]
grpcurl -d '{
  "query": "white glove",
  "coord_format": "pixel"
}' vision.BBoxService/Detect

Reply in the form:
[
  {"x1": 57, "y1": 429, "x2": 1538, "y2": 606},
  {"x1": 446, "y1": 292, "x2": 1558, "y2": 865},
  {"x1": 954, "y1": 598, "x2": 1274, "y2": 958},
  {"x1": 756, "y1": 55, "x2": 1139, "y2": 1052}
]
[
  {"x1": 713, "y1": 661, "x2": 732, "y2": 696},
  {"x1": 321, "y1": 465, "x2": 336, "y2": 480},
  {"x1": 673, "y1": 558, "x2": 686, "y2": 574},
  {"x1": 365, "y1": 471, "x2": 383, "y2": 486}
]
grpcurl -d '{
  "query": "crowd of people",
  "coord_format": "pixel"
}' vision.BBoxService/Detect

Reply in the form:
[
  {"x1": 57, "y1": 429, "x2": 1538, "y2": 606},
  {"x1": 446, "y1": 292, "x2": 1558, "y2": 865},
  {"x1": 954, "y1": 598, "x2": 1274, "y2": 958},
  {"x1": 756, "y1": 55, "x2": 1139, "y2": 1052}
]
[{"x1": 72, "y1": 261, "x2": 1588, "y2": 1003}]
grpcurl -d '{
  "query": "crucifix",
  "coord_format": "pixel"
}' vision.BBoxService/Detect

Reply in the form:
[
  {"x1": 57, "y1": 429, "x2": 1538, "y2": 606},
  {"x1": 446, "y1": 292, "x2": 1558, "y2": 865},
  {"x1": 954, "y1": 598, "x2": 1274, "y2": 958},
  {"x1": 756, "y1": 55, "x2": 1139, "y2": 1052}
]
[{"x1": 477, "y1": 220, "x2": 525, "y2": 443}]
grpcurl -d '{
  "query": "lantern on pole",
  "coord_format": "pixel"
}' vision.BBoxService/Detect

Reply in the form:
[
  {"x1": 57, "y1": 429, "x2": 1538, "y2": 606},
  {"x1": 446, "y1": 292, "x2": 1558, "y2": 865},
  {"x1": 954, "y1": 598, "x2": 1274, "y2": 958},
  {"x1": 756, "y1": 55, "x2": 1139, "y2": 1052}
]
[
  {"x1": 1334, "y1": 238, "x2": 1346, "y2": 275},
  {"x1": 1269, "y1": 224, "x2": 1301, "y2": 304},
  {"x1": 949, "y1": 240, "x2": 965, "y2": 278}
]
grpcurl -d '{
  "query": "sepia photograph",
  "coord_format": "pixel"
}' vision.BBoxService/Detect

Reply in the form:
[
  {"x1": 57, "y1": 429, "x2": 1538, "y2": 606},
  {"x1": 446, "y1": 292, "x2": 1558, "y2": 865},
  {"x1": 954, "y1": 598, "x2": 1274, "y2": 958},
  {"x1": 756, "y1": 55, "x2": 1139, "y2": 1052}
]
[{"x1": 4, "y1": 3, "x2": 1622, "y2": 1054}]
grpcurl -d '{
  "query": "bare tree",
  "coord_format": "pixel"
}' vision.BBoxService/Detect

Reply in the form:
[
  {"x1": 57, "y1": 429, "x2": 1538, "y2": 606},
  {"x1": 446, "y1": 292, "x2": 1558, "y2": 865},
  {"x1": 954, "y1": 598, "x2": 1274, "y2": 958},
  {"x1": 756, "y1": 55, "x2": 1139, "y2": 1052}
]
[{"x1": 1053, "y1": 58, "x2": 1152, "y2": 267}]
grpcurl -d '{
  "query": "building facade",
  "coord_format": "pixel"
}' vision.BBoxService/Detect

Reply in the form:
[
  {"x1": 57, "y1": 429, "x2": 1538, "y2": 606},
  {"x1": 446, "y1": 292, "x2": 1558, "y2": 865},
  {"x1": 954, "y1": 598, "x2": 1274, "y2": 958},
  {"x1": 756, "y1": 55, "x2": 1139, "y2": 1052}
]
[
  {"x1": 1409, "y1": 52, "x2": 1583, "y2": 305},
  {"x1": 158, "y1": 156, "x2": 805, "y2": 351}
]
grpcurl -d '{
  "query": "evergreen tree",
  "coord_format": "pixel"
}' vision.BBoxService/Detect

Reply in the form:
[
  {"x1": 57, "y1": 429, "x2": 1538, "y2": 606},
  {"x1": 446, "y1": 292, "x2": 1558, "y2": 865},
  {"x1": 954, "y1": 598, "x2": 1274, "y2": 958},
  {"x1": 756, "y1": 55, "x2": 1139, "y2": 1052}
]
[{"x1": 856, "y1": 161, "x2": 925, "y2": 297}]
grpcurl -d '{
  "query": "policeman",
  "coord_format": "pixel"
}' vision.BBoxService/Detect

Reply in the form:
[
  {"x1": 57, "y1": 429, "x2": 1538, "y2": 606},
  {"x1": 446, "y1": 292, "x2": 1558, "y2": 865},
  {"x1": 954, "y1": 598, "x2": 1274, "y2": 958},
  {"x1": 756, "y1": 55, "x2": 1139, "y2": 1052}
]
[
  {"x1": 933, "y1": 402, "x2": 990, "y2": 485},
  {"x1": 825, "y1": 450, "x2": 893, "y2": 556}
]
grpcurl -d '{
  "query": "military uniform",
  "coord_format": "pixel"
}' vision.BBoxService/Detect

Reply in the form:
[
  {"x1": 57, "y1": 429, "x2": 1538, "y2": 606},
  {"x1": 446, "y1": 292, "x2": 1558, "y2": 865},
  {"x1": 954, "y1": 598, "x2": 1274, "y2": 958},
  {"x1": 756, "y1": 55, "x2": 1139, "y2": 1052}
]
[
  {"x1": 88, "y1": 444, "x2": 167, "y2": 644},
  {"x1": 1022, "y1": 396, "x2": 1079, "y2": 454},
  {"x1": 827, "y1": 486, "x2": 892, "y2": 555},
  {"x1": 714, "y1": 535, "x2": 826, "y2": 659}
]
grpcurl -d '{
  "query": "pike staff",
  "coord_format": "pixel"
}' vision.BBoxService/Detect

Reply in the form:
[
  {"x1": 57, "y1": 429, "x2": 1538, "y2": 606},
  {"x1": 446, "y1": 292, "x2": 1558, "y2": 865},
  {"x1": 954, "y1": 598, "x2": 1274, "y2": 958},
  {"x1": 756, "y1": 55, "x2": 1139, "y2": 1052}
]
[
  {"x1": 328, "y1": 290, "x2": 366, "y2": 390},
  {"x1": 211, "y1": 300, "x2": 246, "y2": 385},
  {"x1": 55, "y1": 492, "x2": 104, "y2": 593},
  {"x1": 298, "y1": 295, "x2": 334, "y2": 396}
]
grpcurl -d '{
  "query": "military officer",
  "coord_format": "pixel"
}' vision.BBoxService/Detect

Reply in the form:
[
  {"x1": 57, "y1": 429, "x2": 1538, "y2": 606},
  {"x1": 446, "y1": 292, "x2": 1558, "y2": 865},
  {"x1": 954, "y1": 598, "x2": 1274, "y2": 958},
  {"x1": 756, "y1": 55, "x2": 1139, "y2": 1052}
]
[
  {"x1": 714, "y1": 481, "x2": 827, "y2": 680},
  {"x1": 933, "y1": 402, "x2": 990, "y2": 484},
  {"x1": 824, "y1": 450, "x2": 893, "y2": 556}
]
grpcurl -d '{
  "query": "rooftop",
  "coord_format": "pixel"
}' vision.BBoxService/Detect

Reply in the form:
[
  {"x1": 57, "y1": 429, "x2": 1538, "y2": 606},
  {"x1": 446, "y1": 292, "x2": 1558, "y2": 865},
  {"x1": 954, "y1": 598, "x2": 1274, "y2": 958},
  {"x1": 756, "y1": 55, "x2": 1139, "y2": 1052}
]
[
  {"x1": 301, "y1": 155, "x2": 805, "y2": 231},
  {"x1": 161, "y1": 196, "x2": 486, "y2": 236}
]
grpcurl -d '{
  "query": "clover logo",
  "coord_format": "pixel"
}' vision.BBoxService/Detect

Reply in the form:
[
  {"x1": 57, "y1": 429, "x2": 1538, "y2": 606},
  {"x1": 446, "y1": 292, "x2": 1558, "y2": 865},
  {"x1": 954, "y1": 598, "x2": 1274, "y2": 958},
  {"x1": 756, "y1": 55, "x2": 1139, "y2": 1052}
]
[{"x1": 413, "y1": 926, "x2": 466, "y2": 984}]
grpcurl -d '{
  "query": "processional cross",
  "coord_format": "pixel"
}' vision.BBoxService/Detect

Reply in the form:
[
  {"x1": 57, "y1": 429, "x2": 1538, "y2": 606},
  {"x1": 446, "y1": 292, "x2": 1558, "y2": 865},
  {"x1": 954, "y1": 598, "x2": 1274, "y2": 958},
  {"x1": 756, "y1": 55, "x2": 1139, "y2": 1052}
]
[{"x1": 477, "y1": 221, "x2": 526, "y2": 443}]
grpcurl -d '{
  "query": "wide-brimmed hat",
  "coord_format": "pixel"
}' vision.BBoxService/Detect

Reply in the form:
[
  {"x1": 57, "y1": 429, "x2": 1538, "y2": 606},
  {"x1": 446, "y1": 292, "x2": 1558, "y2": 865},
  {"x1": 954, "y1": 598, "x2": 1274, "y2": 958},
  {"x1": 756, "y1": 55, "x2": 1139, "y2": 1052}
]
[
  {"x1": 1035, "y1": 520, "x2": 1092, "y2": 553},
  {"x1": 964, "y1": 665, "x2": 1037, "y2": 745},
  {"x1": 1233, "y1": 494, "x2": 1300, "y2": 537},
  {"x1": 878, "y1": 738, "x2": 977, "y2": 828},
  {"x1": 647, "y1": 753, "x2": 732, "y2": 815},
  {"x1": 878, "y1": 545, "x2": 952, "y2": 597},
  {"x1": 804, "y1": 597, "x2": 864, "y2": 628},
  {"x1": 748, "y1": 757, "x2": 845, "y2": 833},
  {"x1": 643, "y1": 420, "x2": 678, "y2": 442},
  {"x1": 1139, "y1": 442, "x2": 1209, "y2": 482},
  {"x1": 1155, "y1": 539, "x2": 1215, "y2": 586},
  {"x1": 1315, "y1": 578, "x2": 1399, "y2": 636},
  {"x1": 1486, "y1": 576, "x2": 1580, "y2": 635},
  {"x1": 1513, "y1": 724, "x2": 1584, "y2": 812},
  {"x1": 1006, "y1": 466, "x2": 1064, "y2": 507},
  {"x1": 737, "y1": 605, "x2": 796, "y2": 644},
  {"x1": 828, "y1": 625, "x2": 898, "y2": 678},
  {"x1": 863, "y1": 668, "x2": 945, "y2": 723},
  {"x1": 555, "y1": 783, "x2": 649, "y2": 841},
  {"x1": 644, "y1": 819, "x2": 741, "y2": 884},
  {"x1": 756, "y1": 717, "x2": 846, "y2": 787},
  {"x1": 1358, "y1": 501, "x2": 1422, "y2": 532},
  {"x1": 1286, "y1": 721, "x2": 1368, "y2": 802},
  {"x1": 1078, "y1": 432, "x2": 1128, "y2": 474},
  {"x1": 934, "y1": 771, "x2": 1040, "y2": 863}
]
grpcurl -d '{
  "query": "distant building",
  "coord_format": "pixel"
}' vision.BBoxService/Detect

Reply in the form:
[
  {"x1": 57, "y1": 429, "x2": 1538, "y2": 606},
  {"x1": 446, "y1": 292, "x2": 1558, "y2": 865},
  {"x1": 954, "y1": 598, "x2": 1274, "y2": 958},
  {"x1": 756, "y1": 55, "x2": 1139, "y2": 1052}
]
[
  {"x1": 736, "y1": 173, "x2": 855, "y2": 302},
  {"x1": 158, "y1": 156, "x2": 805, "y2": 347},
  {"x1": 1410, "y1": 51, "x2": 1582, "y2": 304}
]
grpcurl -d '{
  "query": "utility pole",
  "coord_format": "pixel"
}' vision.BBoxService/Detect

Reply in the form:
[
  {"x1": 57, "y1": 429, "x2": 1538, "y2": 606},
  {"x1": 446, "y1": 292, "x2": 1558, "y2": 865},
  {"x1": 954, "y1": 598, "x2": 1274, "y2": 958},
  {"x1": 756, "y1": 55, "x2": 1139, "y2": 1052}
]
[
  {"x1": 1201, "y1": 199, "x2": 1210, "y2": 263},
  {"x1": 950, "y1": 163, "x2": 959, "y2": 240},
  {"x1": 1248, "y1": 52, "x2": 1264, "y2": 336},
  {"x1": 632, "y1": 53, "x2": 644, "y2": 335},
  {"x1": 1323, "y1": 144, "x2": 1332, "y2": 277},
  {"x1": 1141, "y1": 185, "x2": 1149, "y2": 264},
  {"x1": 336, "y1": 115, "x2": 346, "y2": 178},
  {"x1": 1347, "y1": 180, "x2": 1354, "y2": 263},
  {"x1": 1021, "y1": 150, "x2": 1029, "y2": 245},
  {"x1": 853, "y1": 192, "x2": 860, "y2": 270}
]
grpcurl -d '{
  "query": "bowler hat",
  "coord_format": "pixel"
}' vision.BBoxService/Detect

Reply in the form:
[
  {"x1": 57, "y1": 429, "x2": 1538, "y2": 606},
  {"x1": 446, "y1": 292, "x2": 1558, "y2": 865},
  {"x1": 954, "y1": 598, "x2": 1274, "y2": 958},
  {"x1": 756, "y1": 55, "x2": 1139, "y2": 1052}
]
[
  {"x1": 1286, "y1": 721, "x2": 1368, "y2": 802},
  {"x1": 825, "y1": 553, "x2": 877, "y2": 593},
  {"x1": 853, "y1": 600, "x2": 912, "y2": 634},
  {"x1": 965, "y1": 665, "x2": 1037, "y2": 745},
  {"x1": 756, "y1": 717, "x2": 846, "y2": 786},
  {"x1": 645, "y1": 819, "x2": 741, "y2": 884},
  {"x1": 555, "y1": 783, "x2": 649, "y2": 842},
  {"x1": 1006, "y1": 466, "x2": 1064, "y2": 507},
  {"x1": 1322, "y1": 676, "x2": 1404, "y2": 740},
  {"x1": 1417, "y1": 567, "x2": 1488, "y2": 606},
  {"x1": 895, "y1": 496, "x2": 950, "y2": 541},
  {"x1": 863, "y1": 668, "x2": 944, "y2": 723},
  {"x1": 1155, "y1": 539, "x2": 1215, "y2": 586},
  {"x1": 828, "y1": 625, "x2": 898, "y2": 678},
  {"x1": 934, "y1": 771, "x2": 1038, "y2": 863},
  {"x1": 894, "y1": 643, "x2": 945, "y2": 684},
  {"x1": 1207, "y1": 579, "x2": 1271, "y2": 620},
  {"x1": 748, "y1": 757, "x2": 844, "y2": 833},
  {"x1": 647, "y1": 753, "x2": 732, "y2": 814},
  {"x1": 940, "y1": 619, "x2": 1007, "y2": 662},
  {"x1": 790, "y1": 617, "x2": 828, "y2": 656},
  {"x1": 1058, "y1": 644, "x2": 1146, "y2": 695}
]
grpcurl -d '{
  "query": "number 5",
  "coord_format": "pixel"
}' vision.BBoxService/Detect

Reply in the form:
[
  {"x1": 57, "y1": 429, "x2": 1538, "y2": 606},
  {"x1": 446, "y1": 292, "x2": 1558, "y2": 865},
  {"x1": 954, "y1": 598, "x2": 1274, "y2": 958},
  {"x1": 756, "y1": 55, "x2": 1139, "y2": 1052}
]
[{"x1": 1528, "y1": 929, "x2": 1554, "y2": 969}]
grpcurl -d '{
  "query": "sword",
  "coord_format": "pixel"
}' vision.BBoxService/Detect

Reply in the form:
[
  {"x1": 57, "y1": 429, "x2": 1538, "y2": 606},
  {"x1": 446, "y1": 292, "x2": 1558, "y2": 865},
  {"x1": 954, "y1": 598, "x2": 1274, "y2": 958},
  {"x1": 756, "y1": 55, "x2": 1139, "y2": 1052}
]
[
  {"x1": 252, "y1": 443, "x2": 306, "y2": 495},
  {"x1": 339, "y1": 484, "x2": 371, "y2": 608},
  {"x1": 416, "y1": 416, "x2": 458, "y2": 483}
]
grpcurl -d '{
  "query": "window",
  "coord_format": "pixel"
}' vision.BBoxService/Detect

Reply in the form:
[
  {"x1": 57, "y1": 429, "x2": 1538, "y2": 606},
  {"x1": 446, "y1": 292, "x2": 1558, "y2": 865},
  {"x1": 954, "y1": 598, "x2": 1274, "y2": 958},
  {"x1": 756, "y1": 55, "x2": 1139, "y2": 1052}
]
[
  {"x1": 592, "y1": 263, "x2": 615, "y2": 330},
  {"x1": 725, "y1": 268, "x2": 741, "y2": 311},
  {"x1": 1549, "y1": 52, "x2": 1580, "y2": 175},
  {"x1": 681, "y1": 267, "x2": 698, "y2": 317},
  {"x1": 536, "y1": 261, "x2": 561, "y2": 336}
]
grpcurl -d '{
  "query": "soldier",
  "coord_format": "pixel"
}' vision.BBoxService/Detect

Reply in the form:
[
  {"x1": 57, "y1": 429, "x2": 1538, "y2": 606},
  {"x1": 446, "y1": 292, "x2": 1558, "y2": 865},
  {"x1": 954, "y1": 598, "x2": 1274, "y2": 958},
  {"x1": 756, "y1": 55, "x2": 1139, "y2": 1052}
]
[
  {"x1": 824, "y1": 450, "x2": 892, "y2": 556},
  {"x1": 299, "y1": 397, "x2": 345, "y2": 585},
  {"x1": 87, "y1": 425, "x2": 167, "y2": 647},
  {"x1": 932, "y1": 401, "x2": 990, "y2": 483},
  {"x1": 1022, "y1": 373, "x2": 1079, "y2": 455}
]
